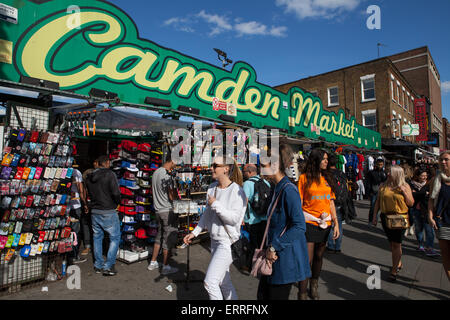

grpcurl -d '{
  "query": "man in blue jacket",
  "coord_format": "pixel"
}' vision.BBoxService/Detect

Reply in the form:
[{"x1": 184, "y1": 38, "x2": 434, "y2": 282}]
[{"x1": 242, "y1": 164, "x2": 272, "y2": 271}]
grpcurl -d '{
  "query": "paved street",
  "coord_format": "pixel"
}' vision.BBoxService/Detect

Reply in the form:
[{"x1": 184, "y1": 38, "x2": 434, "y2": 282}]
[{"x1": 2, "y1": 200, "x2": 449, "y2": 300}]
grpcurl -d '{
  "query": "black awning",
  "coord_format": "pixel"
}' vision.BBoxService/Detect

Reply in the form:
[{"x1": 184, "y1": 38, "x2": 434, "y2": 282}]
[{"x1": 381, "y1": 138, "x2": 419, "y2": 148}]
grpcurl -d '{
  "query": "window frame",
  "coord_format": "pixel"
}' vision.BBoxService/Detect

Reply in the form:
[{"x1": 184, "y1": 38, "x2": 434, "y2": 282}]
[
  {"x1": 327, "y1": 86, "x2": 339, "y2": 107},
  {"x1": 361, "y1": 109, "x2": 377, "y2": 131},
  {"x1": 361, "y1": 74, "x2": 376, "y2": 102}
]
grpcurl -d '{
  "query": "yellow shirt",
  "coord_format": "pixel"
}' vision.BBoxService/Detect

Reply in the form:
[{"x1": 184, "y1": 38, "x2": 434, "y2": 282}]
[{"x1": 379, "y1": 186, "x2": 408, "y2": 214}]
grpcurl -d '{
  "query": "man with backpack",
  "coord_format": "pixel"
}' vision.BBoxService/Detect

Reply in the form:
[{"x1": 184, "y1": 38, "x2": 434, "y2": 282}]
[
  {"x1": 242, "y1": 164, "x2": 273, "y2": 271},
  {"x1": 326, "y1": 154, "x2": 356, "y2": 253}
]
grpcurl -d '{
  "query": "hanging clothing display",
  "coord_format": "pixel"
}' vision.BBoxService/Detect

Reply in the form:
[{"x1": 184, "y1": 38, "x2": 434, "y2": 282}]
[
  {"x1": 337, "y1": 154, "x2": 346, "y2": 173},
  {"x1": 367, "y1": 156, "x2": 374, "y2": 171}
]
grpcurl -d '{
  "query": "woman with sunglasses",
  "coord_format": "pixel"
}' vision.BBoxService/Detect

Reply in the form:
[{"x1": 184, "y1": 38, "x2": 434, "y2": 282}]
[
  {"x1": 257, "y1": 144, "x2": 311, "y2": 300},
  {"x1": 183, "y1": 156, "x2": 247, "y2": 300}
]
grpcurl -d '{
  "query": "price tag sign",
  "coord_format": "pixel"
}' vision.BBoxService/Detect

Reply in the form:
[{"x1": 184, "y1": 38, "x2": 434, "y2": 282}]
[{"x1": 0, "y1": 3, "x2": 18, "y2": 24}]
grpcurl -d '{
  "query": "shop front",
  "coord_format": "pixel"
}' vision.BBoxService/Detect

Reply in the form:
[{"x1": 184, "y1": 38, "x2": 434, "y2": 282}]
[{"x1": 0, "y1": 0, "x2": 382, "y2": 293}]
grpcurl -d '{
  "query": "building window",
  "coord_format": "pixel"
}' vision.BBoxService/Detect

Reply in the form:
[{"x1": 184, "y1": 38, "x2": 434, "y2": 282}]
[
  {"x1": 327, "y1": 87, "x2": 339, "y2": 106},
  {"x1": 310, "y1": 91, "x2": 318, "y2": 97},
  {"x1": 391, "y1": 81, "x2": 396, "y2": 102},
  {"x1": 405, "y1": 92, "x2": 409, "y2": 112},
  {"x1": 361, "y1": 75, "x2": 375, "y2": 102},
  {"x1": 362, "y1": 109, "x2": 377, "y2": 131}
]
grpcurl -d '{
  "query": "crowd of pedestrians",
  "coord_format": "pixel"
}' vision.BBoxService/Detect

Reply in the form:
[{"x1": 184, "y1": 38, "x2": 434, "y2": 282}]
[{"x1": 67, "y1": 147, "x2": 449, "y2": 299}]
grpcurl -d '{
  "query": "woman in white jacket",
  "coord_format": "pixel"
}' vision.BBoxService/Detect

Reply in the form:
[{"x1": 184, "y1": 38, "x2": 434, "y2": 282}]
[{"x1": 183, "y1": 156, "x2": 247, "y2": 300}]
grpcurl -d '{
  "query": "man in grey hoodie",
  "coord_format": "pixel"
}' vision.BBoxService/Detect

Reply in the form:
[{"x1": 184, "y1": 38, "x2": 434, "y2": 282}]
[{"x1": 85, "y1": 155, "x2": 121, "y2": 276}]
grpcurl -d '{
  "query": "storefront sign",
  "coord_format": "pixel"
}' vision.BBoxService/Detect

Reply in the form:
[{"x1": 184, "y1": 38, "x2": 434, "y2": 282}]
[
  {"x1": 414, "y1": 98, "x2": 428, "y2": 141},
  {"x1": 0, "y1": 0, "x2": 381, "y2": 149},
  {"x1": 402, "y1": 123, "x2": 419, "y2": 136}
]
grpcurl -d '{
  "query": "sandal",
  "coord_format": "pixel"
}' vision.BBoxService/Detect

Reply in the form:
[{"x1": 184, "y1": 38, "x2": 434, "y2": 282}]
[{"x1": 396, "y1": 263, "x2": 403, "y2": 273}]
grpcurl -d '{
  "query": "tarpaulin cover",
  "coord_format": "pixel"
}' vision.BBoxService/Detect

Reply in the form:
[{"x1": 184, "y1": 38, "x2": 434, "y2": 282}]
[{"x1": 59, "y1": 106, "x2": 204, "y2": 134}]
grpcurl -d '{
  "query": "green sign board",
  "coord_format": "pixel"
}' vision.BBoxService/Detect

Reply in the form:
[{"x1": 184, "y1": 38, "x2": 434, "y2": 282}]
[{"x1": 0, "y1": 0, "x2": 380, "y2": 149}]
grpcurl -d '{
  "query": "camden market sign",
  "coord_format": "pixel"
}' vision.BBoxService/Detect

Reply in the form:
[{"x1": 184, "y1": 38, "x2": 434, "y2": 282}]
[{"x1": 0, "y1": 0, "x2": 380, "y2": 149}]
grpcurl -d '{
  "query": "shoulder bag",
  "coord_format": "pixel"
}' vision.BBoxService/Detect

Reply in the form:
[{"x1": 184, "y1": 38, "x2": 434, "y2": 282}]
[
  {"x1": 250, "y1": 183, "x2": 290, "y2": 278},
  {"x1": 384, "y1": 187, "x2": 410, "y2": 230},
  {"x1": 385, "y1": 213, "x2": 410, "y2": 229}
]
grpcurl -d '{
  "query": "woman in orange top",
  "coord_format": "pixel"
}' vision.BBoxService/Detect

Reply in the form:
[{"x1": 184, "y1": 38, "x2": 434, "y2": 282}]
[
  {"x1": 372, "y1": 165, "x2": 414, "y2": 282},
  {"x1": 297, "y1": 149, "x2": 339, "y2": 300}
]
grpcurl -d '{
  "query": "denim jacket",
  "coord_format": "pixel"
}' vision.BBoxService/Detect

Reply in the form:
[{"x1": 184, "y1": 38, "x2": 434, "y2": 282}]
[{"x1": 267, "y1": 177, "x2": 311, "y2": 285}]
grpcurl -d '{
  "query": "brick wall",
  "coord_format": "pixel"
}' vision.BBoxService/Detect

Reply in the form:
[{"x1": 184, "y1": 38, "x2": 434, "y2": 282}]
[{"x1": 274, "y1": 59, "x2": 416, "y2": 141}]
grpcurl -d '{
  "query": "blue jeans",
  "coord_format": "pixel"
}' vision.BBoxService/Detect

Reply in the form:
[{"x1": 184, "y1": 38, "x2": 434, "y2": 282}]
[
  {"x1": 368, "y1": 193, "x2": 378, "y2": 223},
  {"x1": 91, "y1": 210, "x2": 121, "y2": 270},
  {"x1": 412, "y1": 208, "x2": 435, "y2": 249},
  {"x1": 327, "y1": 210, "x2": 343, "y2": 250}
]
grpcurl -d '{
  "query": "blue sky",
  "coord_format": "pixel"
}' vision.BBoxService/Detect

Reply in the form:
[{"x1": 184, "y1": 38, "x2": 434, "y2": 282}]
[{"x1": 108, "y1": 0, "x2": 450, "y2": 120}]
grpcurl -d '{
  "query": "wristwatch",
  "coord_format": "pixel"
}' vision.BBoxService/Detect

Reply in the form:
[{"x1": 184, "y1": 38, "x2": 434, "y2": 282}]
[{"x1": 269, "y1": 246, "x2": 276, "y2": 252}]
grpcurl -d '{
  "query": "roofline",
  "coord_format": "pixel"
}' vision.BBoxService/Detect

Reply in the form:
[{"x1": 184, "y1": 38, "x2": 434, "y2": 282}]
[
  {"x1": 275, "y1": 57, "x2": 420, "y2": 98},
  {"x1": 274, "y1": 56, "x2": 389, "y2": 88}
]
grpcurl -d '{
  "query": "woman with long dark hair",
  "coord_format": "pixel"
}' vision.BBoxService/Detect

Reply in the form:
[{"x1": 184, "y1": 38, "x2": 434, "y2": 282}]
[
  {"x1": 409, "y1": 168, "x2": 439, "y2": 256},
  {"x1": 297, "y1": 148, "x2": 339, "y2": 300}
]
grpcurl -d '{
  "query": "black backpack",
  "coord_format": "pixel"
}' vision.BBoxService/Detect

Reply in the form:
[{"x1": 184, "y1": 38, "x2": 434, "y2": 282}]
[
  {"x1": 333, "y1": 170, "x2": 348, "y2": 207},
  {"x1": 249, "y1": 177, "x2": 273, "y2": 217}
]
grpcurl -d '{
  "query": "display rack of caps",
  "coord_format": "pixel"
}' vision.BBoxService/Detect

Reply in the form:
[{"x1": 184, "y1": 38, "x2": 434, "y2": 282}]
[
  {"x1": 111, "y1": 140, "x2": 163, "y2": 253},
  {"x1": 0, "y1": 128, "x2": 75, "y2": 263}
]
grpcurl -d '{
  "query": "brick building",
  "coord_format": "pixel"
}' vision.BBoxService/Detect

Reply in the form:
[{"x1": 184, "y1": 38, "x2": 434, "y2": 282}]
[
  {"x1": 444, "y1": 118, "x2": 450, "y2": 150},
  {"x1": 388, "y1": 47, "x2": 444, "y2": 149},
  {"x1": 275, "y1": 58, "x2": 419, "y2": 143}
]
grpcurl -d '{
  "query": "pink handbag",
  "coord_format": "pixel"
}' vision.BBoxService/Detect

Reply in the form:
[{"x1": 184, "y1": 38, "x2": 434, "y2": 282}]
[{"x1": 250, "y1": 184, "x2": 289, "y2": 278}]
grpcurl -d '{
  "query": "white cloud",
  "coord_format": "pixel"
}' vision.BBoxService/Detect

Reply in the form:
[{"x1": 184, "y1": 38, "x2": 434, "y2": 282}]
[
  {"x1": 442, "y1": 81, "x2": 450, "y2": 94},
  {"x1": 275, "y1": 0, "x2": 362, "y2": 20},
  {"x1": 235, "y1": 21, "x2": 287, "y2": 37},
  {"x1": 163, "y1": 17, "x2": 195, "y2": 33},
  {"x1": 196, "y1": 10, "x2": 233, "y2": 36},
  {"x1": 164, "y1": 11, "x2": 287, "y2": 38}
]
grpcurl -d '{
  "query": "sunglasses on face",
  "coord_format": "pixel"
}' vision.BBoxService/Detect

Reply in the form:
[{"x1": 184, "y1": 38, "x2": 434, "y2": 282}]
[{"x1": 212, "y1": 163, "x2": 227, "y2": 169}]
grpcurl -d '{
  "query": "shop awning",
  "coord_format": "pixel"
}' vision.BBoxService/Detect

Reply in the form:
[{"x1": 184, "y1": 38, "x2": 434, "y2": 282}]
[
  {"x1": 55, "y1": 105, "x2": 209, "y2": 135},
  {"x1": 381, "y1": 138, "x2": 419, "y2": 148}
]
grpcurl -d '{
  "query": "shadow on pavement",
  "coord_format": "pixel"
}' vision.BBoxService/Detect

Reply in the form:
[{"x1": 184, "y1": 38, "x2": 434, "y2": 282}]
[{"x1": 320, "y1": 269, "x2": 407, "y2": 300}]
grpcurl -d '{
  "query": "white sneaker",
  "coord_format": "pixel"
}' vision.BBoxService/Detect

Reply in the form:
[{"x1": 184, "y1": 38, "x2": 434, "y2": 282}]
[
  {"x1": 161, "y1": 265, "x2": 179, "y2": 275},
  {"x1": 147, "y1": 261, "x2": 160, "y2": 271}
]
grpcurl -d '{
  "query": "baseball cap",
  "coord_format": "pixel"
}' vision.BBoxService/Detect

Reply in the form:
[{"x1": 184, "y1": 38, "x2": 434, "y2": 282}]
[
  {"x1": 138, "y1": 143, "x2": 151, "y2": 153},
  {"x1": 120, "y1": 186, "x2": 135, "y2": 197},
  {"x1": 122, "y1": 215, "x2": 136, "y2": 224},
  {"x1": 134, "y1": 228, "x2": 148, "y2": 239},
  {"x1": 137, "y1": 153, "x2": 150, "y2": 161},
  {"x1": 119, "y1": 178, "x2": 140, "y2": 190},
  {"x1": 119, "y1": 205, "x2": 137, "y2": 215},
  {"x1": 121, "y1": 198, "x2": 135, "y2": 206},
  {"x1": 119, "y1": 140, "x2": 138, "y2": 153},
  {"x1": 138, "y1": 178, "x2": 151, "y2": 188},
  {"x1": 121, "y1": 161, "x2": 139, "y2": 172},
  {"x1": 123, "y1": 171, "x2": 137, "y2": 181}
]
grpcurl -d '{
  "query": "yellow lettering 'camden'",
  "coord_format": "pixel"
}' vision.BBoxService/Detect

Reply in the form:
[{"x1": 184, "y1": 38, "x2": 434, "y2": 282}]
[{"x1": 17, "y1": 7, "x2": 360, "y2": 142}]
